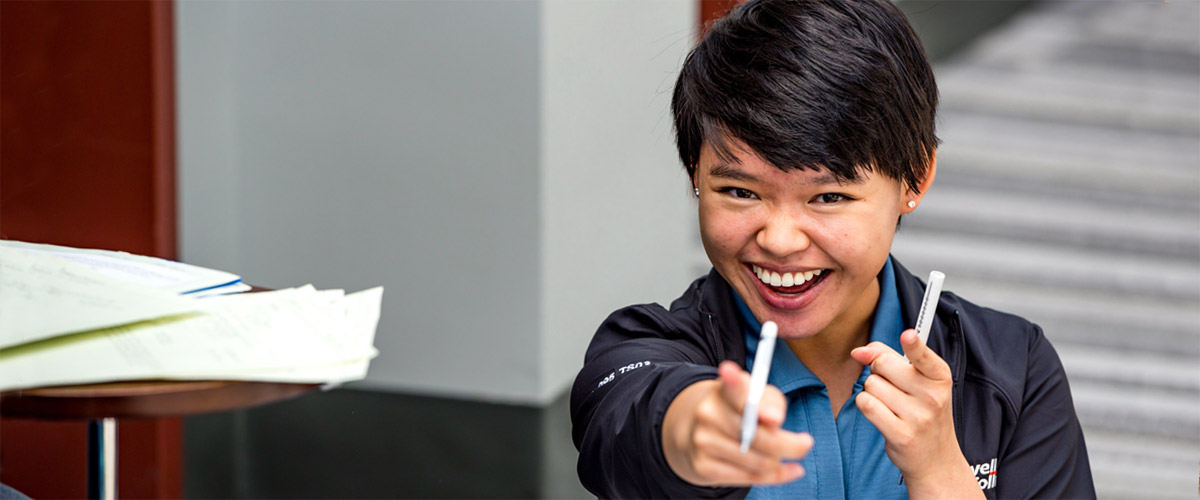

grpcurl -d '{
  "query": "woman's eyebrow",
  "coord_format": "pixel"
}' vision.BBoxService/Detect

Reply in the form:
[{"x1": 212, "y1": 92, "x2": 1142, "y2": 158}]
[
  {"x1": 709, "y1": 163, "x2": 862, "y2": 187},
  {"x1": 806, "y1": 169, "x2": 864, "y2": 186},
  {"x1": 708, "y1": 163, "x2": 759, "y2": 182}
]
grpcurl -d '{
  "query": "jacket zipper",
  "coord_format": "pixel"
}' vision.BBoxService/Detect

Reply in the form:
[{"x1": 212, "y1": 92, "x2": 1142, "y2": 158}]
[
  {"x1": 951, "y1": 310, "x2": 966, "y2": 450},
  {"x1": 706, "y1": 313, "x2": 725, "y2": 363}
]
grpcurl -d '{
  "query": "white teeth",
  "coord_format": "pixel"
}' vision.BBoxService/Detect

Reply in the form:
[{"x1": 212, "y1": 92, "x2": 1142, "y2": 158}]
[
  {"x1": 754, "y1": 266, "x2": 769, "y2": 284},
  {"x1": 753, "y1": 265, "x2": 827, "y2": 287}
]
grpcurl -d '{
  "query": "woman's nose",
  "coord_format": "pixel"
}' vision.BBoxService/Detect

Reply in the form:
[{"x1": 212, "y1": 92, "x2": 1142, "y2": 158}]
[{"x1": 755, "y1": 211, "x2": 811, "y2": 258}]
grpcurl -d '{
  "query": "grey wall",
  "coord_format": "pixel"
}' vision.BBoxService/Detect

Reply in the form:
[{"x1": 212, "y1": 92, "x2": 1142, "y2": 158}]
[
  {"x1": 179, "y1": 0, "x2": 543, "y2": 401},
  {"x1": 178, "y1": 0, "x2": 695, "y2": 404},
  {"x1": 538, "y1": 0, "x2": 695, "y2": 402}
]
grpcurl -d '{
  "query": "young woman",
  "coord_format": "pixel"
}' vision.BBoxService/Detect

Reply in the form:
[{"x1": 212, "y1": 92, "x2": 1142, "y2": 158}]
[{"x1": 570, "y1": 1, "x2": 1095, "y2": 498}]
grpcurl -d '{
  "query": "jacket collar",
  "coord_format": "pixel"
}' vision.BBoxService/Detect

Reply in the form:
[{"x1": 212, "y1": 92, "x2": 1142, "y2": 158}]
[
  {"x1": 891, "y1": 258, "x2": 964, "y2": 384},
  {"x1": 890, "y1": 258, "x2": 967, "y2": 441},
  {"x1": 891, "y1": 257, "x2": 931, "y2": 328}
]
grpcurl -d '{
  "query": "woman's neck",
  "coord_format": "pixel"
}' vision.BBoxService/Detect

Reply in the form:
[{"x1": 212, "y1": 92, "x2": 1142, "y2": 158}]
[{"x1": 784, "y1": 277, "x2": 880, "y2": 384}]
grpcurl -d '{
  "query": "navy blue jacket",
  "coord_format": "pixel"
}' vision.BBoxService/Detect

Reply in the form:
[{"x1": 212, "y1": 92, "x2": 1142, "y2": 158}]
[{"x1": 571, "y1": 258, "x2": 1095, "y2": 499}]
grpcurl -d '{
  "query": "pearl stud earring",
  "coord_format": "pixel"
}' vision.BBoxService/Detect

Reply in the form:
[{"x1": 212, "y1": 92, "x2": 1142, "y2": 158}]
[
  {"x1": 695, "y1": 188, "x2": 700, "y2": 197},
  {"x1": 907, "y1": 200, "x2": 917, "y2": 208}
]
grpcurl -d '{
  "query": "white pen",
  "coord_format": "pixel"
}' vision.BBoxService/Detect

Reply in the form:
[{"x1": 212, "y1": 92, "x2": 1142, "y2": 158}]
[
  {"x1": 740, "y1": 320, "x2": 778, "y2": 453},
  {"x1": 915, "y1": 271, "x2": 945, "y2": 345}
]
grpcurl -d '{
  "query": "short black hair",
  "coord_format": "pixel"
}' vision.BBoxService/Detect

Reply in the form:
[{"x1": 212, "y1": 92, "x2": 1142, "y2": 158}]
[{"x1": 672, "y1": 0, "x2": 939, "y2": 194}]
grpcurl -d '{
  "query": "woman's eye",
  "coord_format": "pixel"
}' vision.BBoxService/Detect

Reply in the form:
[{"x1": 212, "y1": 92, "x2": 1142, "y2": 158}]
[
  {"x1": 720, "y1": 187, "x2": 759, "y2": 199},
  {"x1": 815, "y1": 193, "x2": 849, "y2": 203}
]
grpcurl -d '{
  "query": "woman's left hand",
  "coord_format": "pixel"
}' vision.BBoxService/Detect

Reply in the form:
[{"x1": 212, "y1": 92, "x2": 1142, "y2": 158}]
[{"x1": 850, "y1": 329, "x2": 984, "y2": 500}]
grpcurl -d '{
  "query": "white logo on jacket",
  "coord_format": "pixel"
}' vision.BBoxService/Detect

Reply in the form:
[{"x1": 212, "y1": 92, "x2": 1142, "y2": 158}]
[
  {"x1": 970, "y1": 458, "x2": 998, "y2": 490},
  {"x1": 597, "y1": 361, "x2": 652, "y2": 388}
]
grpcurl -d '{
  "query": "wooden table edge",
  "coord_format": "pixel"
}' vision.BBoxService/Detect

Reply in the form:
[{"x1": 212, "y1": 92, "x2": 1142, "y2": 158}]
[{"x1": 0, "y1": 380, "x2": 320, "y2": 420}]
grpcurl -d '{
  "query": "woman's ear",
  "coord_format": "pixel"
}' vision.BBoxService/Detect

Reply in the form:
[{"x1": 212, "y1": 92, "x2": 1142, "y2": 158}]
[{"x1": 902, "y1": 149, "x2": 937, "y2": 214}]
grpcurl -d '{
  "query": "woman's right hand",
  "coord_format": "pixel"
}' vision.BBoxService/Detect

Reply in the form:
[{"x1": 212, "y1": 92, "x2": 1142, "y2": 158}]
[{"x1": 662, "y1": 361, "x2": 813, "y2": 487}]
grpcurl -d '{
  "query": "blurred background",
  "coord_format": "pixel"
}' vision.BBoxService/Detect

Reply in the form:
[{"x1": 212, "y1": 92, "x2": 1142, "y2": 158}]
[
  {"x1": 891, "y1": 2, "x2": 1200, "y2": 497},
  {"x1": 1, "y1": 0, "x2": 1196, "y2": 499}
]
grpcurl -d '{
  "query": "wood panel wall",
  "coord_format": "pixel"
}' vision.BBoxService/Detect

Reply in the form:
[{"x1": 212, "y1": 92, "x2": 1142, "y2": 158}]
[
  {"x1": 0, "y1": 1, "x2": 180, "y2": 497},
  {"x1": 699, "y1": 0, "x2": 742, "y2": 35}
]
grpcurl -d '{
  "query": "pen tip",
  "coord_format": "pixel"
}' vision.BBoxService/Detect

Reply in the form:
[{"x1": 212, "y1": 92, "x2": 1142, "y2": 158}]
[{"x1": 761, "y1": 321, "x2": 778, "y2": 338}]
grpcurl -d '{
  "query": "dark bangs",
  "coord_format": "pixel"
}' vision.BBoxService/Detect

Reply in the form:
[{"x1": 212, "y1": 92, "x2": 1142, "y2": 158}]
[{"x1": 672, "y1": 0, "x2": 940, "y2": 194}]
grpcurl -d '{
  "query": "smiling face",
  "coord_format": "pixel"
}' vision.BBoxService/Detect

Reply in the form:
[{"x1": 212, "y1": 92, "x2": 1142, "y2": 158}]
[{"x1": 696, "y1": 139, "x2": 930, "y2": 342}]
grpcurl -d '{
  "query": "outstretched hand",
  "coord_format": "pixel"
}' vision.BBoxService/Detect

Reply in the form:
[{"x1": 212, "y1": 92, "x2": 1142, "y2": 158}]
[{"x1": 662, "y1": 361, "x2": 813, "y2": 487}]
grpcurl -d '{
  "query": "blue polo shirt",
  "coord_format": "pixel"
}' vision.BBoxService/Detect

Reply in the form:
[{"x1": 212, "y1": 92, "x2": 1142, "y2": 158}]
[{"x1": 739, "y1": 257, "x2": 908, "y2": 500}]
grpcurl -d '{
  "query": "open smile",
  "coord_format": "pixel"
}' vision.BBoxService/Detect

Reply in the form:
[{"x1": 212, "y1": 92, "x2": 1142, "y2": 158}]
[{"x1": 746, "y1": 264, "x2": 831, "y2": 308}]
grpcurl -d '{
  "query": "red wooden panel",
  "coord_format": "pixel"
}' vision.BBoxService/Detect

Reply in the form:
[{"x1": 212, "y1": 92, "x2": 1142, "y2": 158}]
[
  {"x1": 0, "y1": 0, "x2": 180, "y2": 498},
  {"x1": 0, "y1": 419, "x2": 182, "y2": 500},
  {"x1": 699, "y1": 0, "x2": 743, "y2": 36},
  {"x1": 0, "y1": 420, "x2": 89, "y2": 498},
  {"x1": 117, "y1": 418, "x2": 183, "y2": 500},
  {"x1": 0, "y1": 0, "x2": 175, "y2": 257}
]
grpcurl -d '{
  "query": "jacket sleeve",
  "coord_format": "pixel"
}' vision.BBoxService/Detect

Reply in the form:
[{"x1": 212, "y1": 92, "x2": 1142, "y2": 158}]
[
  {"x1": 570, "y1": 305, "x2": 747, "y2": 499},
  {"x1": 997, "y1": 324, "x2": 1096, "y2": 499}
]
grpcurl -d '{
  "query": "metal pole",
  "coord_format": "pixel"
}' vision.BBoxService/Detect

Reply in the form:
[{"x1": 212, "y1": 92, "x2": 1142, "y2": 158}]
[{"x1": 87, "y1": 418, "x2": 117, "y2": 500}]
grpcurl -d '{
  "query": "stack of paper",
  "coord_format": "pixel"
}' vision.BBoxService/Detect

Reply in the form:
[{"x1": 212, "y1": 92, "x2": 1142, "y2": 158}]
[
  {"x1": 1, "y1": 239, "x2": 250, "y2": 296},
  {"x1": 0, "y1": 241, "x2": 383, "y2": 392}
]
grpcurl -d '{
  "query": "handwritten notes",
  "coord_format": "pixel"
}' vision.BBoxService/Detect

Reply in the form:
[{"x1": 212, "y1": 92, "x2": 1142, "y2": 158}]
[
  {"x1": 1, "y1": 240, "x2": 245, "y2": 295},
  {"x1": 0, "y1": 241, "x2": 383, "y2": 392},
  {"x1": 0, "y1": 247, "x2": 199, "y2": 350}
]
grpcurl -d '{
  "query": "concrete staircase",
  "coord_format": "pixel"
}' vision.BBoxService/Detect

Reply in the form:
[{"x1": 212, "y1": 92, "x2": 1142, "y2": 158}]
[{"x1": 893, "y1": 1, "x2": 1200, "y2": 498}]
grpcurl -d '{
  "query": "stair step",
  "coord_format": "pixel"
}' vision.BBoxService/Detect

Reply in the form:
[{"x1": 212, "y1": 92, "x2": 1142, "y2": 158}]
[
  {"x1": 1085, "y1": 428, "x2": 1200, "y2": 499},
  {"x1": 876, "y1": 267, "x2": 1199, "y2": 358},
  {"x1": 1058, "y1": 345, "x2": 1199, "y2": 394},
  {"x1": 891, "y1": 230, "x2": 1200, "y2": 301},
  {"x1": 906, "y1": 185, "x2": 1200, "y2": 260},
  {"x1": 1071, "y1": 380, "x2": 1199, "y2": 440},
  {"x1": 934, "y1": 111, "x2": 1200, "y2": 204},
  {"x1": 1035, "y1": 317, "x2": 1199, "y2": 360},
  {"x1": 937, "y1": 65, "x2": 1200, "y2": 134},
  {"x1": 946, "y1": 1, "x2": 1200, "y2": 74}
]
